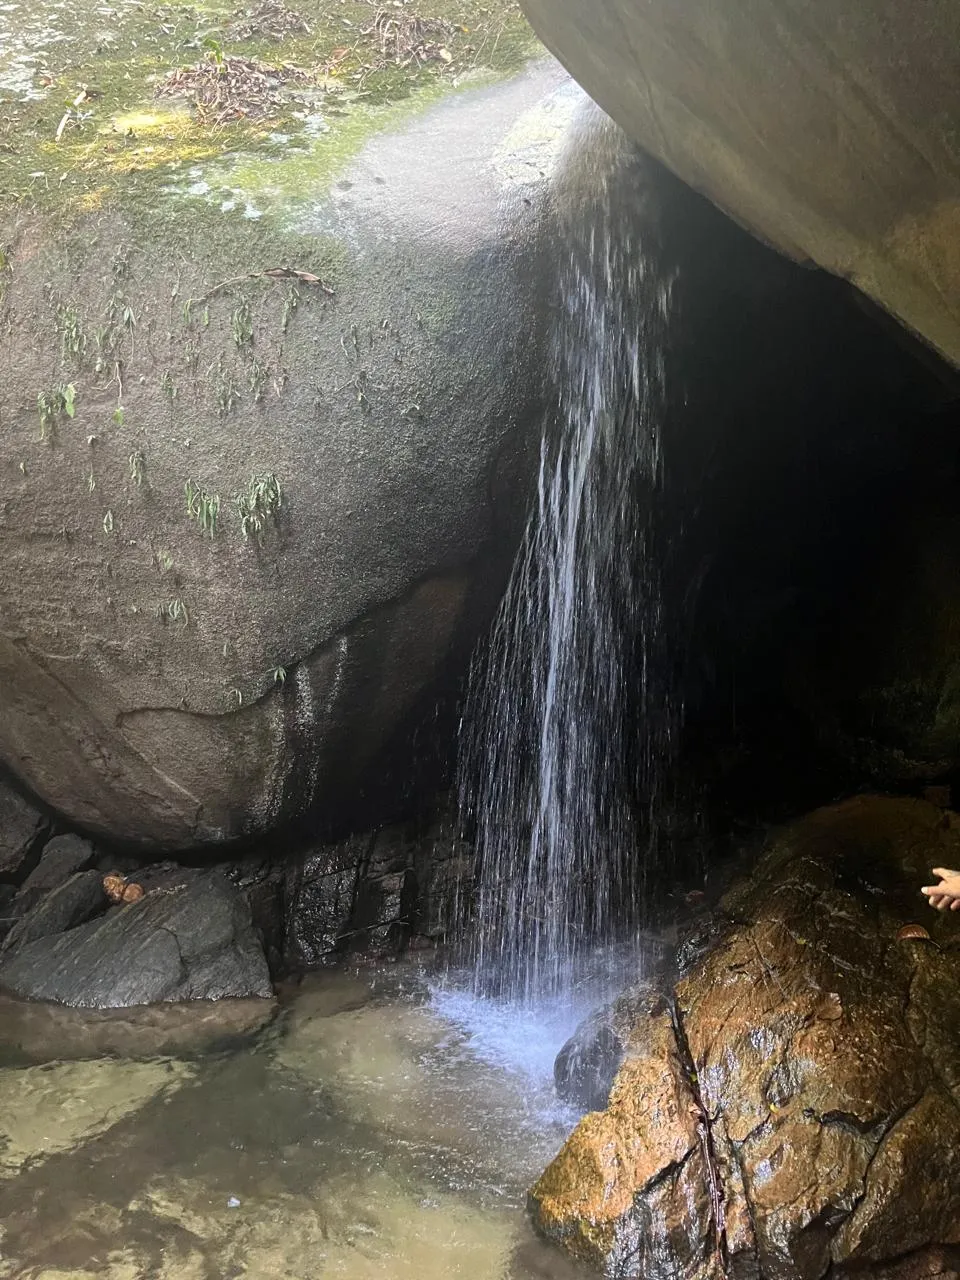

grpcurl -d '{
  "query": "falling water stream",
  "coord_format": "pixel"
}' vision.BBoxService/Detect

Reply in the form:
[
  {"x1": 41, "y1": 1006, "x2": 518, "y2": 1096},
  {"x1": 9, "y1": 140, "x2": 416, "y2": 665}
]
[{"x1": 460, "y1": 113, "x2": 676, "y2": 999}]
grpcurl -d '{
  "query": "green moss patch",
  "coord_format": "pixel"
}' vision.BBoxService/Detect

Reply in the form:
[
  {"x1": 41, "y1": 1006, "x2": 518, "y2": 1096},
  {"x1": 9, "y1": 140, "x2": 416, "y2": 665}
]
[{"x1": 0, "y1": 0, "x2": 538, "y2": 224}]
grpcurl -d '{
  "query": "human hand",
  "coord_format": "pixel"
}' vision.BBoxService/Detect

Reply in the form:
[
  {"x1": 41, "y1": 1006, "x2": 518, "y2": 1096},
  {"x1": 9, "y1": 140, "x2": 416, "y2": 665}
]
[{"x1": 921, "y1": 867, "x2": 960, "y2": 911}]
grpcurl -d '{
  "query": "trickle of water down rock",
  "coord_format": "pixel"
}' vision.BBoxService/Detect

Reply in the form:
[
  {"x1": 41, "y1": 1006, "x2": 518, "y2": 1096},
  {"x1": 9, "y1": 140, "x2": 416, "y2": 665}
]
[{"x1": 459, "y1": 112, "x2": 677, "y2": 999}]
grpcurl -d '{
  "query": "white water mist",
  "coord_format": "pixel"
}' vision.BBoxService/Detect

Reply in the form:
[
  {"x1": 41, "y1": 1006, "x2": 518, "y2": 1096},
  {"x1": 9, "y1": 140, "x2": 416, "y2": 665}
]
[{"x1": 458, "y1": 113, "x2": 676, "y2": 999}]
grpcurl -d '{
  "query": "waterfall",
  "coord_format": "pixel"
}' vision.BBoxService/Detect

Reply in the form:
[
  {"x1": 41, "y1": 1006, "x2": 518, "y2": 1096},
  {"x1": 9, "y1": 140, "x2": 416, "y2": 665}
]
[{"x1": 458, "y1": 115, "x2": 675, "y2": 1000}]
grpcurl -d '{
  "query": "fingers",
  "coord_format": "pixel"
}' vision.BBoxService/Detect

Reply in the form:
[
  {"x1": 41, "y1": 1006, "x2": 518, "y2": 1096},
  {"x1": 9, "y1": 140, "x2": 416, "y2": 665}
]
[{"x1": 931, "y1": 868, "x2": 960, "y2": 879}]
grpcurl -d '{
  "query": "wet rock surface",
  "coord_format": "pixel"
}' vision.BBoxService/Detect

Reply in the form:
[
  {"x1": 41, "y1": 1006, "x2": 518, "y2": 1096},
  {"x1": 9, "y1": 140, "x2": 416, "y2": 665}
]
[
  {"x1": 553, "y1": 980, "x2": 666, "y2": 1114},
  {"x1": 0, "y1": 790, "x2": 469, "y2": 1011},
  {"x1": 0, "y1": 869, "x2": 105, "y2": 955},
  {"x1": 0, "y1": 777, "x2": 47, "y2": 879},
  {"x1": 283, "y1": 807, "x2": 470, "y2": 968},
  {"x1": 0, "y1": 869, "x2": 273, "y2": 1007},
  {"x1": 531, "y1": 796, "x2": 960, "y2": 1280},
  {"x1": 14, "y1": 832, "x2": 93, "y2": 900}
]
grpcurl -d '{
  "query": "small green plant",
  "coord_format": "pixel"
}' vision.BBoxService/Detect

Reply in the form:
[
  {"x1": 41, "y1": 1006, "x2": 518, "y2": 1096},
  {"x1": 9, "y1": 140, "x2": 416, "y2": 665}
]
[
  {"x1": 184, "y1": 477, "x2": 220, "y2": 538},
  {"x1": 102, "y1": 509, "x2": 114, "y2": 534},
  {"x1": 156, "y1": 549, "x2": 175, "y2": 576},
  {"x1": 113, "y1": 405, "x2": 125, "y2": 426},
  {"x1": 281, "y1": 285, "x2": 300, "y2": 333},
  {"x1": 129, "y1": 450, "x2": 145, "y2": 487},
  {"x1": 160, "y1": 370, "x2": 178, "y2": 401},
  {"x1": 231, "y1": 298, "x2": 253, "y2": 348},
  {"x1": 57, "y1": 305, "x2": 86, "y2": 363},
  {"x1": 106, "y1": 289, "x2": 137, "y2": 335},
  {"x1": 272, "y1": 666, "x2": 286, "y2": 685},
  {"x1": 93, "y1": 324, "x2": 120, "y2": 374},
  {"x1": 214, "y1": 365, "x2": 239, "y2": 416},
  {"x1": 248, "y1": 359, "x2": 267, "y2": 402},
  {"x1": 202, "y1": 34, "x2": 225, "y2": 69},
  {"x1": 235, "y1": 472, "x2": 282, "y2": 541},
  {"x1": 111, "y1": 244, "x2": 131, "y2": 283},
  {"x1": 87, "y1": 469, "x2": 96, "y2": 493},
  {"x1": 155, "y1": 597, "x2": 189, "y2": 627},
  {"x1": 37, "y1": 384, "x2": 76, "y2": 440}
]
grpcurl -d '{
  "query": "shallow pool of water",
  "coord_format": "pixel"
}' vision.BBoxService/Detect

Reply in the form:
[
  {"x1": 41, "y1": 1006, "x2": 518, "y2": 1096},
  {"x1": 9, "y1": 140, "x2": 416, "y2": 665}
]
[{"x1": 0, "y1": 966, "x2": 599, "y2": 1279}]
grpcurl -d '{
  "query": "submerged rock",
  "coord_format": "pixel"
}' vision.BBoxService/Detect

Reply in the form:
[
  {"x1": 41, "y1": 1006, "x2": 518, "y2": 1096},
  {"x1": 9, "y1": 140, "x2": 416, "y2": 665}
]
[
  {"x1": 531, "y1": 796, "x2": 960, "y2": 1279},
  {"x1": 0, "y1": 991, "x2": 276, "y2": 1065},
  {"x1": 0, "y1": 1056, "x2": 196, "y2": 1178},
  {"x1": 0, "y1": 870, "x2": 272, "y2": 1007}
]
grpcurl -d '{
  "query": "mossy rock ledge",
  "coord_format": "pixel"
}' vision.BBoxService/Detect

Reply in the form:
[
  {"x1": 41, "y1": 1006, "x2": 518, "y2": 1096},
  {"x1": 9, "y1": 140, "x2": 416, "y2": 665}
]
[
  {"x1": 0, "y1": 0, "x2": 581, "y2": 848},
  {"x1": 532, "y1": 795, "x2": 960, "y2": 1280}
]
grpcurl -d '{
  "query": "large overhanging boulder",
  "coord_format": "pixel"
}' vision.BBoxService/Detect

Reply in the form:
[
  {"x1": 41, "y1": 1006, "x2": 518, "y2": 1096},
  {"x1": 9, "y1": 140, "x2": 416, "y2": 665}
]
[
  {"x1": 0, "y1": 0, "x2": 580, "y2": 849},
  {"x1": 517, "y1": 0, "x2": 960, "y2": 368}
]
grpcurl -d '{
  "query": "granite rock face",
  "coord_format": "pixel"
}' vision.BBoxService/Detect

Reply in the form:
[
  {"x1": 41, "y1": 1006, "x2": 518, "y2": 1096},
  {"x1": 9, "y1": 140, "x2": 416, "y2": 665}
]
[
  {"x1": 531, "y1": 796, "x2": 960, "y2": 1280},
  {"x1": 283, "y1": 807, "x2": 471, "y2": 969},
  {"x1": 0, "y1": 58, "x2": 581, "y2": 849}
]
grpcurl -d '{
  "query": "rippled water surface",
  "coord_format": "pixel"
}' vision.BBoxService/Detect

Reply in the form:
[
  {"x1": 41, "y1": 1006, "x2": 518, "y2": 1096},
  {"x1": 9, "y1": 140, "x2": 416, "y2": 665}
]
[{"x1": 0, "y1": 968, "x2": 594, "y2": 1279}]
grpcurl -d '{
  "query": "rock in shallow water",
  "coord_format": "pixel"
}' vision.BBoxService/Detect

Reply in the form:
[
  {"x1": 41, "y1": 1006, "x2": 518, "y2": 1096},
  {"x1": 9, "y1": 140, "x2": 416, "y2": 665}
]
[
  {"x1": 531, "y1": 796, "x2": 960, "y2": 1279},
  {"x1": 0, "y1": 870, "x2": 272, "y2": 1008},
  {"x1": 553, "y1": 980, "x2": 666, "y2": 1113},
  {"x1": 0, "y1": 869, "x2": 104, "y2": 954},
  {"x1": 0, "y1": 991, "x2": 276, "y2": 1064}
]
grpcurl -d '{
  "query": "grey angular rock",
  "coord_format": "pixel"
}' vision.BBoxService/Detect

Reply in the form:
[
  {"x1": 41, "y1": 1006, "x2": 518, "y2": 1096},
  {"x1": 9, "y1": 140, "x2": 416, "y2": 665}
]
[
  {"x1": 0, "y1": 780, "x2": 46, "y2": 880},
  {"x1": 0, "y1": 871, "x2": 272, "y2": 1008},
  {"x1": 18, "y1": 834, "x2": 94, "y2": 897},
  {"x1": 554, "y1": 982, "x2": 667, "y2": 1113},
  {"x1": 1, "y1": 871, "x2": 105, "y2": 955},
  {"x1": 284, "y1": 811, "x2": 471, "y2": 968}
]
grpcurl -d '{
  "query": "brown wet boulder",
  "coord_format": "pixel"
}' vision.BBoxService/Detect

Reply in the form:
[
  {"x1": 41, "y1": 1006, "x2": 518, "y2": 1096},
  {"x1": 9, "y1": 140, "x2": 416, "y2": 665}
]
[{"x1": 530, "y1": 796, "x2": 960, "y2": 1279}]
